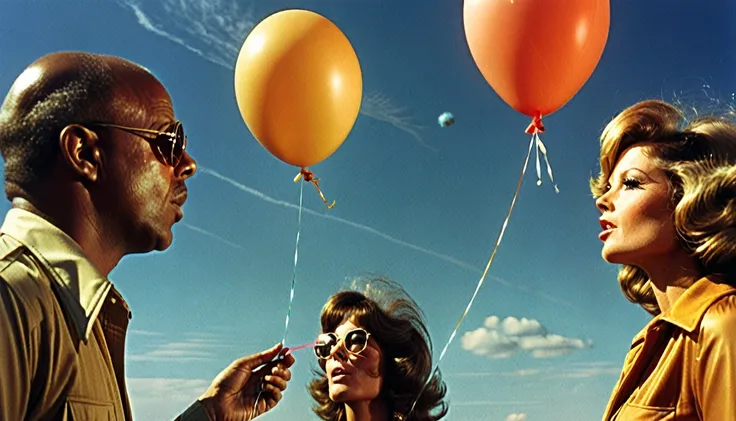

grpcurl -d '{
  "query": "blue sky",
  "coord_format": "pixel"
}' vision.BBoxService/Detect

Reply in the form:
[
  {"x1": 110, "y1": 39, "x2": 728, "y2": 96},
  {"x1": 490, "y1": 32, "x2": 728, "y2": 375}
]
[{"x1": 0, "y1": 1, "x2": 734, "y2": 420}]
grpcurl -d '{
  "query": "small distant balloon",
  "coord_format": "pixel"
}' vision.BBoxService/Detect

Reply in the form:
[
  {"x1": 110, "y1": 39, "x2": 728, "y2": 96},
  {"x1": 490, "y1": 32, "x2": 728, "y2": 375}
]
[{"x1": 438, "y1": 112, "x2": 455, "y2": 127}]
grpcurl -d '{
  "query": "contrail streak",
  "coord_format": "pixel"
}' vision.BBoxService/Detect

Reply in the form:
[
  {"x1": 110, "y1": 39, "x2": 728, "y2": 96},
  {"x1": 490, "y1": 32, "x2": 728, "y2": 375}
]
[{"x1": 197, "y1": 166, "x2": 575, "y2": 309}]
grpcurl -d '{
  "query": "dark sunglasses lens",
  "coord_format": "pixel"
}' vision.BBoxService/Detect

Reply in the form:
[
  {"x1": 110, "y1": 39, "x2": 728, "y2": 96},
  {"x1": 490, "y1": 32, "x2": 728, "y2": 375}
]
[
  {"x1": 314, "y1": 334, "x2": 337, "y2": 359},
  {"x1": 157, "y1": 122, "x2": 184, "y2": 166},
  {"x1": 345, "y1": 330, "x2": 368, "y2": 353},
  {"x1": 172, "y1": 122, "x2": 184, "y2": 165}
]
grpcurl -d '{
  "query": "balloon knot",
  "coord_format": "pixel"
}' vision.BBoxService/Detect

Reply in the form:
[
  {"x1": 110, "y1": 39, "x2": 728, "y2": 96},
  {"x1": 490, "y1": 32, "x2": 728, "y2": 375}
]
[
  {"x1": 300, "y1": 168, "x2": 315, "y2": 182},
  {"x1": 525, "y1": 114, "x2": 545, "y2": 134},
  {"x1": 295, "y1": 167, "x2": 335, "y2": 209}
]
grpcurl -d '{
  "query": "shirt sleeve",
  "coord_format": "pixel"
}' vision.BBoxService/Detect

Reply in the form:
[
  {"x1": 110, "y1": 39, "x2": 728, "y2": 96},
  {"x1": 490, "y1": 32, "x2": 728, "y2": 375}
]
[
  {"x1": 175, "y1": 401, "x2": 212, "y2": 421},
  {"x1": 0, "y1": 276, "x2": 35, "y2": 420},
  {"x1": 694, "y1": 294, "x2": 736, "y2": 420}
]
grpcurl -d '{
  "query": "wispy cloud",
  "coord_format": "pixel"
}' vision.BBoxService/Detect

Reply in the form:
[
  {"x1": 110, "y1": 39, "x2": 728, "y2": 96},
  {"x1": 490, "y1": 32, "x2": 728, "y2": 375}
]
[
  {"x1": 129, "y1": 329, "x2": 164, "y2": 336},
  {"x1": 506, "y1": 413, "x2": 528, "y2": 421},
  {"x1": 361, "y1": 91, "x2": 435, "y2": 152},
  {"x1": 461, "y1": 316, "x2": 593, "y2": 359},
  {"x1": 541, "y1": 366, "x2": 620, "y2": 380},
  {"x1": 448, "y1": 362, "x2": 620, "y2": 381},
  {"x1": 448, "y1": 369, "x2": 543, "y2": 378},
  {"x1": 199, "y1": 167, "x2": 479, "y2": 271},
  {"x1": 452, "y1": 401, "x2": 543, "y2": 407},
  {"x1": 180, "y1": 222, "x2": 244, "y2": 249},
  {"x1": 128, "y1": 378, "x2": 210, "y2": 421},
  {"x1": 196, "y1": 166, "x2": 575, "y2": 309},
  {"x1": 130, "y1": 332, "x2": 237, "y2": 362},
  {"x1": 116, "y1": 0, "x2": 431, "y2": 150}
]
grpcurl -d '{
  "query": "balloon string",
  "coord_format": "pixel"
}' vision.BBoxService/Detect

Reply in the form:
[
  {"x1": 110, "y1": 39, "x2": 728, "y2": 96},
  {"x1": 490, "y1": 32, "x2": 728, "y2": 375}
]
[
  {"x1": 294, "y1": 167, "x2": 335, "y2": 209},
  {"x1": 535, "y1": 133, "x2": 560, "y2": 194},
  {"x1": 281, "y1": 179, "x2": 304, "y2": 347},
  {"x1": 405, "y1": 134, "x2": 536, "y2": 419},
  {"x1": 252, "y1": 179, "x2": 305, "y2": 417}
]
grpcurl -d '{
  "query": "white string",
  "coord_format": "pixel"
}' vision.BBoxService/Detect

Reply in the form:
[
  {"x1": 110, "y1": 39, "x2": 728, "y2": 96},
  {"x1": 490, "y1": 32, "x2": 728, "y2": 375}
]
[
  {"x1": 405, "y1": 134, "x2": 536, "y2": 418},
  {"x1": 251, "y1": 180, "x2": 305, "y2": 419}
]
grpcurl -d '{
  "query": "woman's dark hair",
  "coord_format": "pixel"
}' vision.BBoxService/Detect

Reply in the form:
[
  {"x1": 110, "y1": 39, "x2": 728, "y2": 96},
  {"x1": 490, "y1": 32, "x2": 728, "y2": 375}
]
[{"x1": 307, "y1": 277, "x2": 448, "y2": 420}]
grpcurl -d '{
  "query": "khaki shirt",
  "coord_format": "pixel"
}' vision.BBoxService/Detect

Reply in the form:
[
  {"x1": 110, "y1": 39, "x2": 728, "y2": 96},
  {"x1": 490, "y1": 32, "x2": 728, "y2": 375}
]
[
  {"x1": 603, "y1": 276, "x2": 736, "y2": 420},
  {"x1": 0, "y1": 208, "x2": 208, "y2": 421}
]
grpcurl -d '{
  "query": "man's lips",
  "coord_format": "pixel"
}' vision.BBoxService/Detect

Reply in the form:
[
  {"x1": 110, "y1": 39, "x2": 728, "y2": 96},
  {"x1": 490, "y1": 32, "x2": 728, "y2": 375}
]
[
  {"x1": 171, "y1": 189, "x2": 188, "y2": 207},
  {"x1": 171, "y1": 189, "x2": 187, "y2": 222}
]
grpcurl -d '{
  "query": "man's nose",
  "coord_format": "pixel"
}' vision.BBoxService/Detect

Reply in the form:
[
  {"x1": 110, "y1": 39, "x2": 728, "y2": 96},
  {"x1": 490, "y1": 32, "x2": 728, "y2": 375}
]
[{"x1": 175, "y1": 151, "x2": 197, "y2": 179}]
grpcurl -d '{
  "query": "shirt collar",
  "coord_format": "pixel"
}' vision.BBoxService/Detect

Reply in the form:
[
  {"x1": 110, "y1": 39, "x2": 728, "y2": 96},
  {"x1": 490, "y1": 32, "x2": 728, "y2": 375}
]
[
  {"x1": 0, "y1": 208, "x2": 112, "y2": 342},
  {"x1": 660, "y1": 276, "x2": 736, "y2": 333}
]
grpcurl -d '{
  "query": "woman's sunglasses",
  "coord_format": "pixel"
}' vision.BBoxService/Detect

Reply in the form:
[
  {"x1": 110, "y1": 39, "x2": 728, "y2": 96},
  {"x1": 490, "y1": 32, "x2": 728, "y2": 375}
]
[
  {"x1": 92, "y1": 120, "x2": 187, "y2": 167},
  {"x1": 314, "y1": 328, "x2": 371, "y2": 359}
]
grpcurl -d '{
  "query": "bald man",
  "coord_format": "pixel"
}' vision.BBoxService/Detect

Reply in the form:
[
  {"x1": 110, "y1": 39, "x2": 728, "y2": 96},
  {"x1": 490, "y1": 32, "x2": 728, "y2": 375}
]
[{"x1": 0, "y1": 51, "x2": 294, "y2": 421}]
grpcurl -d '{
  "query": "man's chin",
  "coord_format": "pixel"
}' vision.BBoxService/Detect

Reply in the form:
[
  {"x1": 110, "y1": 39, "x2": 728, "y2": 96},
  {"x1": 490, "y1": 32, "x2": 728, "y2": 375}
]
[{"x1": 154, "y1": 230, "x2": 174, "y2": 251}]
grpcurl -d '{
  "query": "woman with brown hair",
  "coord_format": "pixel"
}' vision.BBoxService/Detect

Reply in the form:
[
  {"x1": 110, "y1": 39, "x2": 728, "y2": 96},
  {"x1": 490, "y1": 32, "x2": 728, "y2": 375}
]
[
  {"x1": 307, "y1": 277, "x2": 448, "y2": 421},
  {"x1": 592, "y1": 99, "x2": 736, "y2": 419}
]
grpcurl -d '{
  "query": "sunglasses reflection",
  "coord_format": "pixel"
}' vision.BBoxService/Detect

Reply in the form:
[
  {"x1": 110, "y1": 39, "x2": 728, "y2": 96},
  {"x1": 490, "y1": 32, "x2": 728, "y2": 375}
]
[{"x1": 283, "y1": 328, "x2": 371, "y2": 359}]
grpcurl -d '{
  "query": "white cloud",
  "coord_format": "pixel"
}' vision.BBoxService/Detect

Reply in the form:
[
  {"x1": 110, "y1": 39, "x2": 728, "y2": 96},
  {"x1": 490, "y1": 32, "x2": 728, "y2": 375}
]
[
  {"x1": 541, "y1": 366, "x2": 621, "y2": 380},
  {"x1": 518, "y1": 334, "x2": 592, "y2": 358},
  {"x1": 129, "y1": 329, "x2": 163, "y2": 336},
  {"x1": 461, "y1": 316, "x2": 592, "y2": 359},
  {"x1": 451, "y1": 401, "x2": 542, "y2": 407},
  {"x1": 447, "y1": 360, "x2": 621, "y2": 381},
  {"x1": 506, "y1": 413, "x2": 528, "y2": 421},
  {"x1": 360, "y1": 91, "x2": 435, "y2": 151},
  {"x1": 128, "y1": 378, "x2": 210, "y2": 421},
  {"x1": 502, "y1": 316, "x2": 546, "y2": 336},
  {"x1": 462, "y1": 327, "x2": 519, "y2": 359},
  {"x1": 130, "y1": 334, "x2": 235, "y2": 362},
  {"x1": 448, "y1": 369, "x2": 542, "y2": 378},
  {"x1": 117, "y1": 0, "x2": 431, "y2": 149}
]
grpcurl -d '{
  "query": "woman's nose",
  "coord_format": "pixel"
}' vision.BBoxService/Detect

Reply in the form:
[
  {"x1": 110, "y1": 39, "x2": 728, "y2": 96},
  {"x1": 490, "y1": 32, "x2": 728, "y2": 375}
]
[
  {"x1": 329, "y1": 338, "x2": 347, "y2": 360},
  {"x1": 596, "y1": 192, "x2": 611, "y2": 213}
]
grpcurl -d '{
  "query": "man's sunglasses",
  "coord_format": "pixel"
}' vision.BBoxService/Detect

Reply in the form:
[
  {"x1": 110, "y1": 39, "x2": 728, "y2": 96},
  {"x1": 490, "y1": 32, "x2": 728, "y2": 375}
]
[
  {"x1": 92, "y1": 120, "x2": 187, "y2": 167},
  {"x1": 314, "y1": 328, "x2": 371, "y2": 360}
]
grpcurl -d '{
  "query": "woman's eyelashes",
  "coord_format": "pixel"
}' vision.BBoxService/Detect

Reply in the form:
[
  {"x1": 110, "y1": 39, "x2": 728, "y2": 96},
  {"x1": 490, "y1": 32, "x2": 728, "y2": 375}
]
[{"x1": 622, "y1": 177, "x2": 642, "y2": 190}]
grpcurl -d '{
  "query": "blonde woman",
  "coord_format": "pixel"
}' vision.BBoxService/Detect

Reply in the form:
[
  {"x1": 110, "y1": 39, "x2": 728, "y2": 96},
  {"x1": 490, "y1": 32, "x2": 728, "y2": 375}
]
[{"x1": 592, "y1": 99, "x2": 736, "y2": 419}]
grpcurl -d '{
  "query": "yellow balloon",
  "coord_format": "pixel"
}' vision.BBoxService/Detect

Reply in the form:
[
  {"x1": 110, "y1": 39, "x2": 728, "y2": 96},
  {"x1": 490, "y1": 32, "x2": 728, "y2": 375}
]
[{"x1": 234, "y1": 9, "x2": 362, "y2": 168}]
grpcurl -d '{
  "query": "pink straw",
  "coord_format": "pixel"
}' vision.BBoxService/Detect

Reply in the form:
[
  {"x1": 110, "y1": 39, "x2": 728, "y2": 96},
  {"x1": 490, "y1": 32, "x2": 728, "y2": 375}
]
[{"x1": 283, "y1": 340, "x2": 318, "y2": 356}]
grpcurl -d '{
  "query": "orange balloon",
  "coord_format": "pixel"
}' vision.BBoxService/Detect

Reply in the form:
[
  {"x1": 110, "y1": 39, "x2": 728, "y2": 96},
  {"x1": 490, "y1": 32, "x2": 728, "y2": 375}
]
[
  {"x1": 463, "y1": 0, "x2": 609, "y2": 119},
  {"x1": 234, "y1": 9, "x2": 362, "y2": 168}
]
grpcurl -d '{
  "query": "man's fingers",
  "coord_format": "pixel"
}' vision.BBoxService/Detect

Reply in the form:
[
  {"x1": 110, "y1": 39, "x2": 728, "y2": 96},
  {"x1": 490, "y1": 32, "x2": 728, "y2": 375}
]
[
  {"x1": 277, "y1": 352, "x2": 296, "y2": 368},
  {"x1": 234, "y1": 343, "x2": 283, "y2": 371},
  {"x1": 262, "y1": 383, "x2": 283, "y2": 407},
  {"x1": 264, "y1": 373, "x2": 288, "y2": 391},
  {"x1": 271, "y1": 365, "x2": 292, "y2": 382}
]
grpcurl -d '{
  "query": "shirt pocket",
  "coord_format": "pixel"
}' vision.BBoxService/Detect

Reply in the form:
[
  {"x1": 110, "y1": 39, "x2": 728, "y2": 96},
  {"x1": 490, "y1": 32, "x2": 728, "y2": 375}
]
[
  {"x1": 616, "y1": 402, "x2": 676, "y2": 421},
  {"x1": 67, "y1": 397, "x2": 114, "y2": 421}
]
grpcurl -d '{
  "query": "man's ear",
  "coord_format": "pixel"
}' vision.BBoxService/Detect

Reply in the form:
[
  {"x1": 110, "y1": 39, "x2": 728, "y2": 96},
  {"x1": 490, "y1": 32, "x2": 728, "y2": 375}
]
[{"x1": 59, "y1": 124, "x2": 102, "y2": 183}]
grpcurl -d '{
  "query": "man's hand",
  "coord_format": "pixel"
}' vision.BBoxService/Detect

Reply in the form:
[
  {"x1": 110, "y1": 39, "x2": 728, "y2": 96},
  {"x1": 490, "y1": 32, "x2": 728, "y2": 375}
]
[{"x1": 198, "y1": 343, "x2": 295, "y2": 421}]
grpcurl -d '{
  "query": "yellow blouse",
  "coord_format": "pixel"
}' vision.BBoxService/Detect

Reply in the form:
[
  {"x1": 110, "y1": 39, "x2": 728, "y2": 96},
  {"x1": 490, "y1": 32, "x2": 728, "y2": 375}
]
[{"x1": 603, "y1": 276, "x2": 736, "y2": 420}]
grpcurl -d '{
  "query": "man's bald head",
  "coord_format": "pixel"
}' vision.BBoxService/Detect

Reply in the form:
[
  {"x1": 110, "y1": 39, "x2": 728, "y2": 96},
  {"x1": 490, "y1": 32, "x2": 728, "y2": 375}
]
[{"x1": 0, "y1": 51, "x2": 164, "y2": 196}]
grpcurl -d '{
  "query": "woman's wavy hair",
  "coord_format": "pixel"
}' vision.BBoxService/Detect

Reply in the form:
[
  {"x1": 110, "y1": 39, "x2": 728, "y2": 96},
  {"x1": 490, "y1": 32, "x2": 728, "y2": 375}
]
[
  {"x1": 307, "y1": 277, "x2": 448, "y2": 420},
  {"x1": 591, "y1": 99, "x2": 736, "y2": 315}
]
